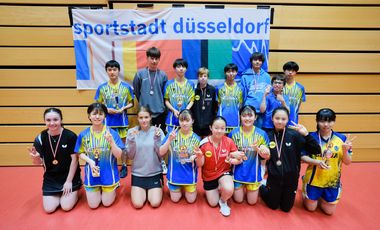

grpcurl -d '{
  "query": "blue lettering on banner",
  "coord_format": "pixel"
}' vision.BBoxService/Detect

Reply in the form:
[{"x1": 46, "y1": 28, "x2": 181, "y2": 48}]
[{"x1": 73, "y1": 17, "x2": 270, "y2": 39}]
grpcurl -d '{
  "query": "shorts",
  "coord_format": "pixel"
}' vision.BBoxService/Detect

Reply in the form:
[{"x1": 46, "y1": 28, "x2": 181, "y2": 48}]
[
  {"x1": 303, "y1": 184, "x2": 342, "y2": 204},
  {"x1": 167, "y1": 182, "x2": 196, "y2": 193},
  {"x1": 132, "y1": 174, "x2": 163, "y2": 190},
  {"x1": 84, "y1": 182, "x2": 120, "y2": 193},
  {"x1": 43, "y1": 184, "x2": 82, "y2": 196},
  {"x1": 111, "y1": 127, "x2": 128, "y2": 139},
  {"x1": 203, "y1": 172, "x2": 232, "y2": 191},
  {"x1": 234, "y1": 181, "x2": 261, "y2": 191}
]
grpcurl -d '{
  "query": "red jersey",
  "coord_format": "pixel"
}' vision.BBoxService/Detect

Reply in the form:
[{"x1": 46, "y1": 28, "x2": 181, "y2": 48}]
[{"x1": 200, "y1": 136, "x2": 237, "y2": 181}]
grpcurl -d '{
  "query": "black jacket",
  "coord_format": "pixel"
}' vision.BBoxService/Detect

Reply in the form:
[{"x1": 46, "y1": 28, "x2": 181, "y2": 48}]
[
  {"x1": 266, "y1": 128, "x2": 320, "y2": 185},
  {"x1": 191, "y1": 83, "x2": 217, "y2": 131}
]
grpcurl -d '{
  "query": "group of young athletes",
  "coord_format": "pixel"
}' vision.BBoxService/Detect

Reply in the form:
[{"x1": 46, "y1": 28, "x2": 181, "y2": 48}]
[{"x1": 29, "y1": 47, "x2": 355, "y2": 217}]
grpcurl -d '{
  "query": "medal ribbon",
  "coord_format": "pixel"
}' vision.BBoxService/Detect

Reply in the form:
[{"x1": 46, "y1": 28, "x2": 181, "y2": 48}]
[
  {"x1": 48, "y1": 129, "x2": 63, "y2": 163},
  {"x1": 273, "y1": 128, "x2": 286, "y2": 161}
]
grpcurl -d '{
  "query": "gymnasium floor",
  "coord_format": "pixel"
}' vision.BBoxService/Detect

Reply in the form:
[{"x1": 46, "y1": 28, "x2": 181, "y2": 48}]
[{"x1": 0, "y1": 163, "x2": 379, "y2": 230}]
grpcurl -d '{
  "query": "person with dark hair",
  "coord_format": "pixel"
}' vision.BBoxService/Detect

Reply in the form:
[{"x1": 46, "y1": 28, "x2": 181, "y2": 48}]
[
  {"x1": 216, "y1": 63, "x2": 243, "y2": 134},
  {"x1": 28, "y1": 108, "x2": 82, "y2": 213},
  {"x1": 164, "y1": 58, "x2": 195, "y2": 133},
  {"x1": 301, "y1": 108, "x2": 354, "y2": 215},
  {"x1": 159, "y1": 109, "x2": 201, "y2": 203},
  {"x1": 228, "y1": 105, "x2": 270, "y2": 205},
  {"x1": 95, "y1": 60, "x2": 134, "y2": 178},
  {"x1": 133, "y1": 47, "x2": 168, "y2": 131},
  {"x1": 125, "y1": 106, "x2": 165, "y2": 209},
  {"x1": 198, "y1": 116, "x2": 242, "y2": 217},
  {"x1": 260, "y1": 74, "x2": 290, "y2": 132},
  {"x1": 75, "y1": 103, "x2": 124, "y2": 209},
  {"x1": 133, "y1": 47, "x2": 169, "y2": 174},
  {"x1": 192, "y1": 67, "x2": 217, "y2": 137},
  {"x1": 240, "y1": 52, "x2": 271, "y2": 128},
  {"x1": 260, "y1": 106, "x2": 320, "y2": 212},
  {"x1": 282, "y1": 61, "x2": 306, "y2": 124}
]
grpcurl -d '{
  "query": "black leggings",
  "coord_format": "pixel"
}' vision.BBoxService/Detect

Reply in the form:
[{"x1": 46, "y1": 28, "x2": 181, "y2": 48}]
[{"x1": 260, "y1": 177, "x2": 298, "y2": 212}]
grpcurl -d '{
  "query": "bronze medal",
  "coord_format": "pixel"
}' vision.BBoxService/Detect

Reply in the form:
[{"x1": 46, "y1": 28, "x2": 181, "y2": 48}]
[{"x1": 52, "y1": 159, "x2": 58, "y2": 165}]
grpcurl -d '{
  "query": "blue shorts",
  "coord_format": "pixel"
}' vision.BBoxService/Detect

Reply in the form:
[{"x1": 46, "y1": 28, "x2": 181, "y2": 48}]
[{"x1": 303, "y1": 184, "x2": 342, "y2": 204}]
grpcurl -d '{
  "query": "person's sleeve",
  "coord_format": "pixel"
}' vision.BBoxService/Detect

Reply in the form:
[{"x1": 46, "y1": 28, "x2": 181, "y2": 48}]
[
  {"x1": 33, "y1": 134, "x2": 43, "y2": 158},
  {"x1": 302, "y1": 133, "x2": 321, "y2": 156},
  {"x1": 127, "y1": 84, "x2": 134, "y2": 102},
  {"x1": 94, "y1": 86, "x2": 103, "y2": 102},
  {"x1": 111, "y1": 129, "x2": 125, "y2": 149},
  {"x1": 68, "y1": 132, "x2": 78, "y2": 155},
  {"x1": 74, "y1": 132, "x2": 84, "y2": 154},
  {"x1": 301, "y1": 84, "x2": 306, "y2": 102},
  {"x1": 132, "y1": 72, "x2": 140, "y2": 101}
]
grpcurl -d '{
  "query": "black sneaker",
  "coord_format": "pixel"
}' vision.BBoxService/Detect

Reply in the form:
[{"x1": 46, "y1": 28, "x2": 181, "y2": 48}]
[{"x1": 120, "y1": 164, "x2": 128, "y2": 178}]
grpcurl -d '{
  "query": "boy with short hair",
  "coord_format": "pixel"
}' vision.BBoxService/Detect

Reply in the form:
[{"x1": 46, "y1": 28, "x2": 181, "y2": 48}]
[
  {"x1": 282, "y1": 61, "x2": 306, "y2": 124},
  {"x1": 95, "y1": 60, "x2": 134, "y2": 178}
]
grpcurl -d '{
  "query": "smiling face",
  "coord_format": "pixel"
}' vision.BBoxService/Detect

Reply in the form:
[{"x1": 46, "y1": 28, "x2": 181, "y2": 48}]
[
  {"x1": 89, "y1": 110, "x2": 106, "y2": 126},
  {"x1": 210, "y1": 119, "x2": 226, "y2": 140},
  {"x1": 272, "y1": 109, "x2": 289, "y2": 131},
  {"x1": 137, "y1": 111, "x2": 152, "y2": 130},
  {"x1": 44, "y1": 111, "x2": 62, "y2": 134},
  {"x1": 272, "y1": 79, "x2": 285, "y2": 94},
  {"x1": 179, "y1": 115, "x2": 193, "y2": 133},
  {"x1": 241, "y1": 110, "x2": 256, "y2": 128},
  {"x1": 317, "y1": 120, "x2": 335, "y2": 133}
]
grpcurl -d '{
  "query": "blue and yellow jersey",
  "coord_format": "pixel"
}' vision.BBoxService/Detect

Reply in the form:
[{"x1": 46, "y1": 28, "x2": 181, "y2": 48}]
[
  {"x1": 229, "y1": 127, "x2": 269, "y2": 183},
  {"x1": 95, "y1": 81, "x2": 134, "y2": 127},
  {"x1": 283, "y1": 82, "x2": 305, "y2": 124},
  {"x1": 164, "y1": 79, "x2": 195, "y2": 127},
  {"x1": 216, "y1": 82, "x2": 243, "y2": 132},
  {"x1": 75, "y1": 126, "x2": 124, "y2": 187},
  {"x1": 303, "y1": 131, "x2": 353, "y2": 188},
  {"x1": 162, "y1": 131, "x2": 200, "y2": 185}
]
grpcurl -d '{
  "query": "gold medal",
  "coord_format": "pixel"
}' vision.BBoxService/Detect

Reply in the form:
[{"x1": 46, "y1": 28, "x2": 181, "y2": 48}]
[
  {"x1": 52, "y1": 159, "x2": 58, "y2": 165},
  {"x1": 94, "y1": 148, "x2": 100, "y2": 159}
]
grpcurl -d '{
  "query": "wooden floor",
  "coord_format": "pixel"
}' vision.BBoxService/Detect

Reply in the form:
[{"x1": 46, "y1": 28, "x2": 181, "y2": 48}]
[{"x1": 0, "y1": 163, "x2": 379, "y2": 230}]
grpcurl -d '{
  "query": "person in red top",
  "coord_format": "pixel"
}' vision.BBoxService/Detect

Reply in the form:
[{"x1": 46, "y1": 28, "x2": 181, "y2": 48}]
[{"x1": 198, "y1": 116, "x2": 245, "y2": 217}]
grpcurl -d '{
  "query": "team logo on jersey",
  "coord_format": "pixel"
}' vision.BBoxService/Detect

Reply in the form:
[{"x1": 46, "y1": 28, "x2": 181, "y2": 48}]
[
  {"x1": 205, "y1": 151, "x2": 212, "y2": 157},
  {"x1": 269, "y1": 141, "x2": 276, "y2": 149},
  {"x1": 62, "y1": 144, "x2": 67, "y2": 148},
  {"x1": 194, "y1": 95, "x2": 200, "y2": 100},
  {"x1": 285, "y1": 142, "x2": 291, "y2": 147},
  {"x1": 334, "y1": 146, "x2": 339, "y2": 151}
]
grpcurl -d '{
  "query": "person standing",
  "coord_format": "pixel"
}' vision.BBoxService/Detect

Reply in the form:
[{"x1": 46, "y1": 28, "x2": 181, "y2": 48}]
[
  {"x1": 133, "y1": 47, "x2": 169, "y2": 174},
  {"x1": 240, "y1": 52, "x2": 271, "y2": 128},
  {"x1": 282, "y1": 61, "x2": 306, "y2": 125},
  {"x1": 192, "y1": 67, "x2": 217, "y2": 137},
  {"x1": 95, "y1": 60, "x2": 134, "y2": 178}
]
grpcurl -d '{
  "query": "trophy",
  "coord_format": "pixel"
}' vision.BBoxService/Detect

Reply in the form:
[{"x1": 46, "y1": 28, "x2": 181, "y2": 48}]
[{"x1": 92, "y1": 148, "x2": 100, "y2": 177}]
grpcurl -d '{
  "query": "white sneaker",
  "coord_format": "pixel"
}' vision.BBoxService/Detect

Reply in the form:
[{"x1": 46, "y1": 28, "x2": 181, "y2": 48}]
[
  {"x1": 161, "y1": 160, "x2": 168, "y2": 175},
  {"x1": 219, "y1": 199, "x2": 231, "y2": 217}
]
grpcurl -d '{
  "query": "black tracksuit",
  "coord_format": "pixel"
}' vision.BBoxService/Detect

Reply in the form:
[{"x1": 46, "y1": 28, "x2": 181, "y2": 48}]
[
  {"x1": 260, "y1": 128, "x2": 320, "y2": 212},
  {"x1": 191, "y1": 83, "x2": 217, "y2": 137}
]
